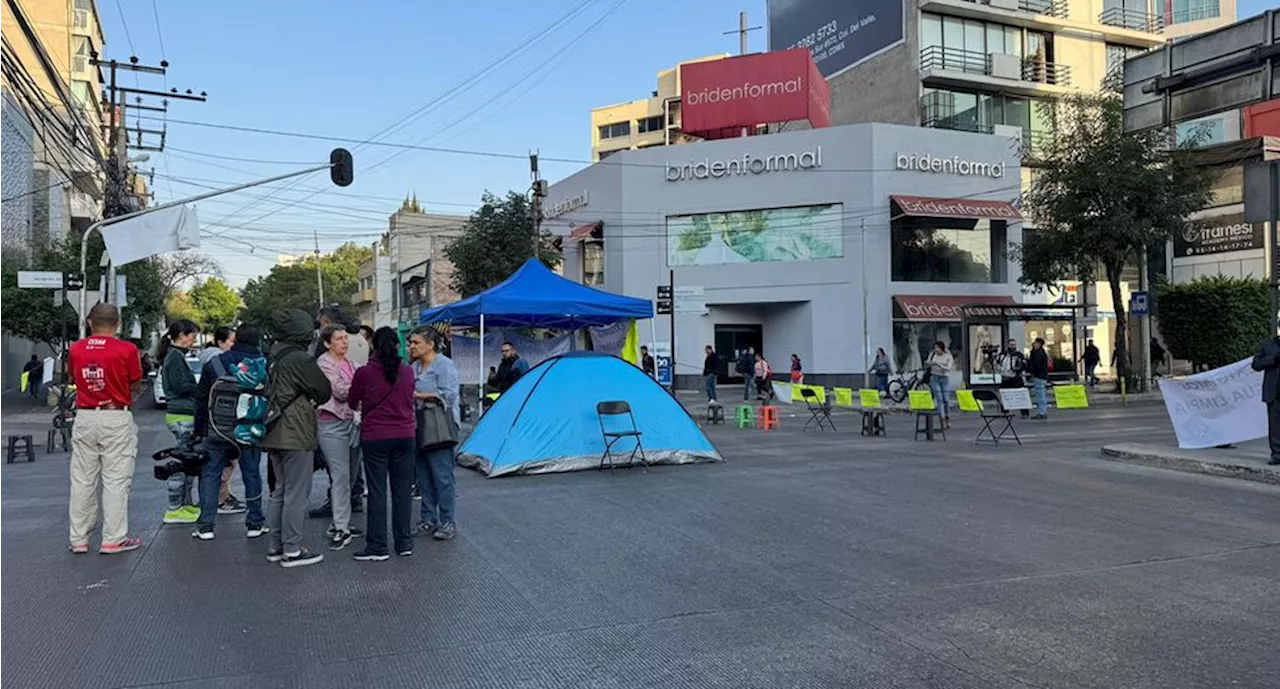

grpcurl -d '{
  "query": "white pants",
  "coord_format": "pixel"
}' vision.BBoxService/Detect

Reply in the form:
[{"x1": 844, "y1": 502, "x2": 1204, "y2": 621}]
[{"x1": 69, "y1": 409, "x2": 138, "y2": 546}]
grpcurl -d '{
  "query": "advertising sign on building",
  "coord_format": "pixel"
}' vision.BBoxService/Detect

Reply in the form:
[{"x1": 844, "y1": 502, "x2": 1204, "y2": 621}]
[
  {"x1": 679, "y1": 49, "x2": 829, "y2": 138},
  {"x1": 1173, "y1": 214, "x2": 1263, "y2": 258},
  {"x1": 767, "y1": 0, "x2": 906, "y2": 79}
]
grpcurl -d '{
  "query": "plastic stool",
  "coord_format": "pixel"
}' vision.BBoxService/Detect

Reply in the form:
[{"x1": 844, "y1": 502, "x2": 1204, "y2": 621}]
[
  {"x1": 735, "y1": 405, "x2": 754, "y2": 428},
  {"x1": 46, "y1": 427, "x2": 71, "y2": 453},
  {"x1": 706, "y1": 404, "x2": 725, "y2": 425},
  {"x1": 756, "y1": 405, "x2": 779, "y2": 430},
  {"x1": 6, "y1": 435, "x2": 35, "y2": 463},
  {"x1": 860, "y1": 410, "x2": 885, "y2": 437}
]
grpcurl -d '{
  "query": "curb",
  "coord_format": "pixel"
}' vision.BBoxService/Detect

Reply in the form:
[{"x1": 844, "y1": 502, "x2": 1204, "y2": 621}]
[{"x1": 1099, "y1": 445, "x2": 1280, "y2": 486}]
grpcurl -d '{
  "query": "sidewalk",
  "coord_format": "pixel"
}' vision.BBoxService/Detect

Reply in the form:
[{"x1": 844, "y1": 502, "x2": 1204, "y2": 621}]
[{"x1": 1100, "y1": 440, "x2": 1280, "y2": 485}]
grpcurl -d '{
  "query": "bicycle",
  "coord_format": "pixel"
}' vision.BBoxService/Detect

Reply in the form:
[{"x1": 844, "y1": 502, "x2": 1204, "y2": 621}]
[{"x1": 886, "y1": 369, "x2": 929, "y2": 404}]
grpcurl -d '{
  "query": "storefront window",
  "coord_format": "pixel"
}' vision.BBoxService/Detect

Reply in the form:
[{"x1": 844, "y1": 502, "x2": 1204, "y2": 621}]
[
  {"x1": 1025, "y1": 322, "x2": 1076, "y2": 375},
  {"x1": 891, "y1": 218, "x2": 1006, "y2": 283},
  {"x1": 893, "y1": 322, "x2": 963, "y2": 377}
]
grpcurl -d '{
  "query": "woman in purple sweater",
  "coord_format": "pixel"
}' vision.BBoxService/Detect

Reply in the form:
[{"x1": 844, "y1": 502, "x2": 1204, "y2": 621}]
[{"x1": 346, "y1": 327, "x2": 416, "y2": 561}]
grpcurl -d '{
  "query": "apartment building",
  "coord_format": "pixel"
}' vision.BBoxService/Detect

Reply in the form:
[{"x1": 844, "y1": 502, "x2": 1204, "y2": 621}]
[
  {"x1": 590, "y1": 54, "x2": 730, "y2": 161},
  {"x1": 349, "y1": 209, "x2": 468, "y2": 330},
  {"x1": 1, "y1": 0, "x2": 110, "y2": 254}
]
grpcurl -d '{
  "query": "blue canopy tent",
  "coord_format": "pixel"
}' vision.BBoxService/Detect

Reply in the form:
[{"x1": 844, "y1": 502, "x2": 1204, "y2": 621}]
[
  {"x1": 458, "y1": 352, "x2": 722, "y2": 476},
  {"x1": 418, "y1": 258, "x2": 655, "y2": 390}
]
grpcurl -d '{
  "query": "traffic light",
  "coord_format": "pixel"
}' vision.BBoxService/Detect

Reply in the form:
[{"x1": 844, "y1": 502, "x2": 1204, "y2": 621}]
[{"x1": 330, "y1": 148, "x2": 353, "y2": 187}]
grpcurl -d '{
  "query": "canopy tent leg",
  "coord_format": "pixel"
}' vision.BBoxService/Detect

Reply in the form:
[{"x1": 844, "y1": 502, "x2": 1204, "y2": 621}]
[
  {"x1": 479, "y1": 314, "x2": 486, "y2": 403},
  {"x1": 650, "y1": 318, "x2": 659, "y2": 380}
]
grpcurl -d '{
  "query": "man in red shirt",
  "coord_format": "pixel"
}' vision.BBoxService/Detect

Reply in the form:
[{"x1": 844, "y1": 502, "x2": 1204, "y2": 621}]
[{"x1": 68, "y1": 303, "x2": 144, "y2": 555}]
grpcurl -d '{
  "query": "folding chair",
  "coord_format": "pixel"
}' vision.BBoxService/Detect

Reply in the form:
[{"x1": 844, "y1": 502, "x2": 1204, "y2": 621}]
[
  {"x1": 973, "y1": 389, "x2": 1021, "y2": 446},
  {"x1": 596, "y1": 401, "x2": 649, "y2": 474},
  {"x1": 800, "y1": 387, "x2": 836, "y2": 432}
]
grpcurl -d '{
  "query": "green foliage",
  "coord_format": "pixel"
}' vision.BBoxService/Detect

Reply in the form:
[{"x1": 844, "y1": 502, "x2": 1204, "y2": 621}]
[
  {"x1": 445, "y1": 191, "x2": 561, "y2": 297},
  {"x1": 188, "y1": 277, "x2": 241, "y2": 331},
  {"x1": 1155, "y1": 275, "x2": 1268, "y2": 369},
  {"x1": 1014, "y1": 93, "x2": 1216, "y2": 384},
  {"x1": 239, "y1": 242, "x2": 372, "y2": 333},
  {"x1": 0, "y1": 260, "x2": 76, "y2": 350},
  {"x1": 166, "y1": 290, "x2": 201, "y2": 324}
]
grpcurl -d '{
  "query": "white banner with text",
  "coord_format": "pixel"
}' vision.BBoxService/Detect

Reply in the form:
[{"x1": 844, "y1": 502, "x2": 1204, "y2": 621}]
[{"x1": 1160, "y1": 358, "x2": 1266, "y2": 449}]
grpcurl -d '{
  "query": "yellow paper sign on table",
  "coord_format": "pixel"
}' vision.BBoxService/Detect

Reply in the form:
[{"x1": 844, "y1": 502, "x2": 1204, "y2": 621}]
[
  {"x1": 803, "y1": 385, "x2": 826, "y2": 404},
  {"x1": 788, "y1": 383, "x2": 803, "y2": 402},
  {"x1": 908, "y1": 389, "x2": 936, "y2": 411},
  {"x1": 955, "y1": 389, "x2": 983, "y2": 412},
  {"x1": 833, "y1": 387, "x2": 854, "y2": 407},
  {"x1": 1055, "y1": 384, "x2": 1089, "y2": 409},
  {"x1": 859, "y1": 389, "x2": 882, "y2": 409}
]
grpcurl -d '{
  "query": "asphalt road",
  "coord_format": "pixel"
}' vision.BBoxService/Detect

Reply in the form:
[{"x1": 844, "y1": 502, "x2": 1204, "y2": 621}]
[{"x1": 1, "y1": 401, "x2": 1277, "y2": 689}]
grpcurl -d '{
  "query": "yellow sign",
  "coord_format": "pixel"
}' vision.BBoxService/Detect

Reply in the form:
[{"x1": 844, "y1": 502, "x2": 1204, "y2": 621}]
[
  {"x1": 955, "y1": 389, "x2": 982, "y2": 412},
  {"x1": 1055, "y1": 384, "x2": 1089, "y2": 409},
  {"x1": 908, "y1": 389, "x2": 936, "y2": 411},
  {"x1": 20, "y1": 371, "x2": 29, "y2": 393},
  {"x1": 833, "y1": 387, "x2": 854, "y2": 407},
  {"x1": 789, "y1": 383, "x2": 803, "y2": 402},
  {"x1": 804, "y1": 385, "x2": 826, "y2": 404},
  {"x1": 859, "y1": 389, "x2": 882, "y2": 408}
]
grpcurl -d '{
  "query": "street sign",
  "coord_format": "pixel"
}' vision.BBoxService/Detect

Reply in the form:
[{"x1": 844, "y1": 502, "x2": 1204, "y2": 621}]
[
  {"x1": 1130, "y1": 291, "x2": 1149, "y2": 316},
  {"x1": 656, "y1": 285, "x2": 672, "y2": 299},
  {"x1": 674, "y1": 285, "x2": 707, "y2": 315},
  {"x1": 657, "y1": 300, "x2": 673, "y2": 315},
  {"x1": 656, "y1": 355, "x2": 673, "y2": 386},
  {"x1": 63, "y1": 272, "x2": 84, "y2": 290},
  {"x1": 17, "y1": 271, "x2": 62, "y2": 288}
]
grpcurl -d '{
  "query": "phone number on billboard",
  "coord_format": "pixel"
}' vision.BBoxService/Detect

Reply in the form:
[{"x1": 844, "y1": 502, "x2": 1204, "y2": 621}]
[{"x1": 789, "y1": 15, "x2": 879, "y2": 63}]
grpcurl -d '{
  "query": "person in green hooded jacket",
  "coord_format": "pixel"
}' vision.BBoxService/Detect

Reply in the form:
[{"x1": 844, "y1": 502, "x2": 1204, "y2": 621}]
[
  {"x1": 262, "y1": 309, "x2": 332, "y2": 568},
  {"x1": 159, "y1": 319, "x2": 200, "y2": 525}
]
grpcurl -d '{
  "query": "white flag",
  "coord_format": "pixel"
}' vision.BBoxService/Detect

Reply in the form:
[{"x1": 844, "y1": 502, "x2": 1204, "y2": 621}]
[{"x1": 99, "y1": 204, "x2": 200, "y2": 265}]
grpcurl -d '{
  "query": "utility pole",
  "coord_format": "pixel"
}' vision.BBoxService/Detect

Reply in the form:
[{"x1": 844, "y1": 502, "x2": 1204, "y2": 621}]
[
  {"x1": 530, "y1": 152, "x2": 546, "y2": 260},
  {"x1": 722, "y1": 11, "x2": 761, "y2": 55},
  {"x1": 314, "y1": 229, "x2": 326, "y2": 306}
]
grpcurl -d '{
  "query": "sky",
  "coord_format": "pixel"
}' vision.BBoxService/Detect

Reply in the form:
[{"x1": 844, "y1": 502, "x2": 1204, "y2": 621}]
[
  {"x1": 94, "y1": 0, "x2": 768, "y2": 286},
  {"x1": 95, "y1": 0, "x2": 1275, "y2": 287}
]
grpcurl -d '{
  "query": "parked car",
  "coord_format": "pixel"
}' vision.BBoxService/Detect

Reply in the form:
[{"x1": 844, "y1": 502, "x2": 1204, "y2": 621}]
[{"x1": 153, "y1": 355, "x2": 203, "y2": 408}]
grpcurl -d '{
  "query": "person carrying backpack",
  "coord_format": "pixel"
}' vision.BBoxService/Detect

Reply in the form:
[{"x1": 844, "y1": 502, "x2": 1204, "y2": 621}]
[{"x1": 193, "y1": 324, "x2": 270, "y2": 540}]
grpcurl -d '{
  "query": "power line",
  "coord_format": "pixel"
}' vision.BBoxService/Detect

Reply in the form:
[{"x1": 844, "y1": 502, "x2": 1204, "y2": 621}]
[
  {"x1": 149, "y1": 0, "x2": 167, "y2": 57},
  {"x1": 113, "y1": 0, "x2": 136, "y2": 54},
  {"x1": 1, "y1": 180, "x2": 68, "y2": 203},
  {"x1": 164, "y1": 146, "x2": 318, "y2": 166}
]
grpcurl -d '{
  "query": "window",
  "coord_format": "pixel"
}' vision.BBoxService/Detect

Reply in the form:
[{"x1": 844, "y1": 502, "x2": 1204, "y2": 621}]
[
  {"x1": 582, "y1": 239, "x2": 604, "y2": 285},
  {"x1": 597, "y1": 121, "x2": 630, "y2": 140},
  {"x1": 637, "y1": 116, "x2": 664, "y2": 133},
  {"x1": 891, "y1": 217, "x2": 1007, "y2": 283},
  {"x1": 1159, "y1": 0, "x2": 1220, "y2": 26},
  {"x1": 923, "y1": 88, "x2": 1052, "y2": 141},
  {"x1": 922, "y1": 13, "x2": 1031, "y2": 72}
]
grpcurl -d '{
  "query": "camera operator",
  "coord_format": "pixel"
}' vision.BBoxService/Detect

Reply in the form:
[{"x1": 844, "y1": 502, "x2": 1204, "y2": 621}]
[{"x1": 995, "y1": 338, "x2": 1029, "y2": 418}]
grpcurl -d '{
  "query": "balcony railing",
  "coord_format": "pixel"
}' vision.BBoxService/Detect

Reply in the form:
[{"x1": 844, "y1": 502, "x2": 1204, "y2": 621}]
[
  {"x1": 1098, "y1": 7, "x2": 1163, "y2": 32},
  {"x1": 1019, "y1": 0, "x2": 1068, "y2": 17},
  {"x1": 920, "y1": 46, "x2": 990, "y2": 76},
  {"x1": 1021, "y1": 58, "x2": 1071, "y2": 86}
]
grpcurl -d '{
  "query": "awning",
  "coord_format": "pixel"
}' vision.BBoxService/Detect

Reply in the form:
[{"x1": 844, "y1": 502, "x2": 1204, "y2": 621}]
[
  {"x1": 892, "y1": 195, "x2": 1022, "y2": 220},
  {"x1": 566, "y1": 221, "x2": 602, "y2": 242},
  {"x1": 894, "y1": 295, "x2": 1016, "y2": 322}
]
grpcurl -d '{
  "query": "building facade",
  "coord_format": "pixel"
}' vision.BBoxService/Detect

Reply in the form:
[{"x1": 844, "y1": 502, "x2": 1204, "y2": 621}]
[
  {"x1": 590, "y1": 55, "x2": 730, "y2": 161},
  {"x1": 550, "y1": 123, "x2": 1025, "y2": 387}
]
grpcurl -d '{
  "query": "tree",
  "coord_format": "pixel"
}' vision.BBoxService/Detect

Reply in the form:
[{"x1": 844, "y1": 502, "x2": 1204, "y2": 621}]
[
  {"x1": 239, "y1": 242, "x2": 372, "y2": 333},
  {"x1": 166, "y1": 290, "x2": 200, "y2": 324},
  {"x1": 188, "y1": 277, "x2": 241, "y2": 331},
  {"x1": 1155, "y1": 275, "x2": 1268, "y2": 371},
  {"x1": 156, "y1": 251, "x2": 222, "y2": 304},
  {"x1": 1015, "y1": 93, "x2": 1215, "y2": 387},
  {"x1": 445, "y1": 191, "x2": 561, "y2": 297}
]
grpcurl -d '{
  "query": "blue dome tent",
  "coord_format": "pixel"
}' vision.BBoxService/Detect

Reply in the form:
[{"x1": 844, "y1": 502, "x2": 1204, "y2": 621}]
[{"x1": 458, "y1": 353, "x2": 722, "y2": 477}]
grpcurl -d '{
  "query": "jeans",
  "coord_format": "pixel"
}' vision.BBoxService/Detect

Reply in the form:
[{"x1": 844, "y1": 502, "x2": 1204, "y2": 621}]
[
  {"x1": 198, "y1": 440, "x2": 265, "y2": 529},
  {"x1": 165, "y1": 416, "x2": 196, "y2": 509},
  {"x1": 705, "y1": 374, "x2": 717, "y2": 402},
  {"x1": 267, "y1": 450, "x2": 313, "y2": 554},
  {"x1": 1031, "y1": 377, "x2": 1048, "y2": 417},
  {"x1": 317, "y1": 419, "x2": 360, "y2": 532},
  {"x1": 363, "y1": 438, "x2": 415, "y2": 555},
  {"x1": 743, "y1": 375, "x2": 756, "y2": 401},
  {"x1": 929, "y1": 375, "x2": 951, "y2": 419},
  {"x1": 416, "y1": 445, "x2": 457, "y2": 527},
  {"x1": 69, "y1": 410, "x2": 137, "y2": 547},
  {"x1": 876, "y1": 374, "x2": 889, "y2": 394},
  {"x1": 1085, "y1": 363, "x2": 1098, "y2": 385}
]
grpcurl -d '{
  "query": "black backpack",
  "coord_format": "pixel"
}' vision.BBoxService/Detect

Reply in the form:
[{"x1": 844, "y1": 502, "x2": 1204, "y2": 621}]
[{"x1": 207, "y1": 355, "x2": 269, "y2": 446}]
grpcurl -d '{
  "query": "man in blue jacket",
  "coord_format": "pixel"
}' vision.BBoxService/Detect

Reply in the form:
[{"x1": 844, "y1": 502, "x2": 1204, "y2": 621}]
[{"x1": 193, "y1": 324, "x2": 269, "y2": 540}]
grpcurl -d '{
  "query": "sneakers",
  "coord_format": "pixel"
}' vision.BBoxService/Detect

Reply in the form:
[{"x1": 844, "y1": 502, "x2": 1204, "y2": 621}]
[
  {"x1": 328, "y1": 530, "x2": 353, "y2": 551},
  {"x1": 266, "y1": 549, "x2": 285, "y2": 563},
  {"x1": 397, "y1": 548, "x2": 413, "y2": 557},
  {"x1": 218, "y1": 496, "x2": 247, "y2": 514},
  {"x1": 433, "y1": 523, "x2": 457, "y2": 541},
  {"x1": 280, "y1": 549, "x2": 323, "y2": 568},
  {"x1": 191, "y1": 526, "x2": 215, "y2": 541},
  {"x1": 69, "y1": 543, "x2": 89, "y2": 554},
  {"x1": 163, "y1": 507, "x2": 198, "y2": 524},
  {"x1": 412, "y1": 522, "x2": 438, "y2": 538},
  {"x1": 99, "y1": 537, "x2": 143, "y2": 554},
  {"x1": 412, "y1": 486, "x2": 421, "y2": 500},
  {"x1": 352, "y1": 549, "x2": 389, "y2": 562},
  {"x1": 246, "y1": 524, "x2": 268, "y2": 539}
]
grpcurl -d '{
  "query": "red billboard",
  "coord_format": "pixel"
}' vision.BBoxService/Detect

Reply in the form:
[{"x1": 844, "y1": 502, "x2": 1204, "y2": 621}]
[
  {"x1": 1244, "y1": 98, "x2": 1280, "y2": 139},
  {"x1": 680, "y1": 49, "x2": 830, "y2": 139}
]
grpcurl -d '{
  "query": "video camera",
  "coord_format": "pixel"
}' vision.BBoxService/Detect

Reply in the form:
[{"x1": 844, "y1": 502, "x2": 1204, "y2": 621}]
[{"x1": 152, "y1": 446, "x2": 207, "y2": 481}]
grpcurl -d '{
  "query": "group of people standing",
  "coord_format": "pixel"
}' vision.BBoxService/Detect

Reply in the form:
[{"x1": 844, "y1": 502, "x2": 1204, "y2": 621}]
[{"x1": 65, "y1": 302, "x2": 462, "y2": 568}]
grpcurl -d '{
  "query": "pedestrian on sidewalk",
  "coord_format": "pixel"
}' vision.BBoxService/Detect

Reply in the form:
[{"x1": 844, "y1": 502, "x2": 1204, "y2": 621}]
[
  {"x1": 1250, "y1": 335, "x2": 1280, "y2": 465},
  {"x1": 197, "y1": 326, "x2": 246, "y2": 515},
  {"x1": 702, "y1": 345, "x2": 718, "y2": 405},
  {"x1": 349, "y1": 327, "x2": 417, "y2": 561},
  {"x1": 1082, "y1": 339, "x2": 1101, "y2": 387},
  {"x1": 871, "y1": 348, "x2": 892, "y2": 394},
  {"x1": 754, "y1": 352, "x2": 775, "y2": 401},
  {"x1": 996, "y1": 339, "x2": 1029, "y2": 418},
  {"x1": 159, "y1": 319, "x2": 201, "y2": 525},
  {"x1": 790, "y1": 354, "x2": 803, "y2": 385},
  {"x1": 316, "y1": 324, "x2": 362, "y2": 550},
  {"x1": 409, "y1": 326, "x2": 460, "y2": 542},
  {"x1": 1028, "y1": 338, "x2": 1050, "y2": 419},
  {"x1": 22, "y1": 354, "x2": 42, "y2": 399},
  {"x1": 926, "y1": 342, "x2": 953, "y2": 428},
  {"x1": 198, "y1": 326, "x2": 235, "y2": 365},
  {"x1": 68, "y1": 304, "x2": 144, "y2": 555},
  {"x1": 262, "y1": 309, "x2": 332, "y2": 568},
  {"x1": 736, "y1": 347, "x2": 756, "y2": 401},
  {"x1": 192, "y1": 324, "x2": 268, "y2": 541}
]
